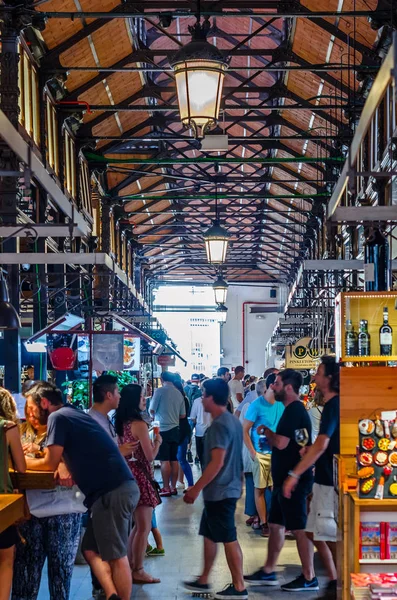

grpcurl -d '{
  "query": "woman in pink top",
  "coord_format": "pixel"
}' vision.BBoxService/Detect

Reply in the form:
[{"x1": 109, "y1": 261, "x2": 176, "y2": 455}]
[{"x1": 114, "y1": 384, "x2": 162, "y2": 584}]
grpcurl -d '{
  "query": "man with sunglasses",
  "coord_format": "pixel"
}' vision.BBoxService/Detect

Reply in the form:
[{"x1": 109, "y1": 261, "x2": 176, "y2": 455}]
[{"x1": 89, "y1": 374, "x2": 135, "y2": 457}]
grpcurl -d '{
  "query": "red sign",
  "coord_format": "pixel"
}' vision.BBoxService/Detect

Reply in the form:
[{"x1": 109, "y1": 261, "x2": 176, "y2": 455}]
[{"x1": 157, "y1": 355, "x2": 176, "y2": 367}]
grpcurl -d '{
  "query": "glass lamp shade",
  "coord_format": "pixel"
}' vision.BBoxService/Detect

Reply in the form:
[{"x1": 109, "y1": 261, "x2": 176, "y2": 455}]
[
  {"x1": 213, "y1": 276, "x2": 228, "y2": 305},
  {"x1": 215, "y1": 304, "x2": 228, "y2": 324},
  {"x1": 204, "y1": 222, "x2": 229, "y2": 264},
  {"x1": 0, "y1": 276, "x2": 21, "y2": 329},
  {"x1": 170, "y1": 31, "x2": 228, "y2": 138}
]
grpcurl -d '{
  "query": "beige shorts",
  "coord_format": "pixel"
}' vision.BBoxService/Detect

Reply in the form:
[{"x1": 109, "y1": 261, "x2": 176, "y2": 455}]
[
  {"x1": 306, "y1": 482, "x2": 337, "y2": 542},
  {"x1": 252, "y1": 453, "x2": 273, "y2": 489}
]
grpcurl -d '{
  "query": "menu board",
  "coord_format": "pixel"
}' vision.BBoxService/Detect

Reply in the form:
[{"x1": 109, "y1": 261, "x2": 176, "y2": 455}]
[
  {"x1": 357, "y1": 412, "x2": 397, "y2": 499},
  {"x1": 124, "y1": 337, "x2": 140, "y2": 371}
]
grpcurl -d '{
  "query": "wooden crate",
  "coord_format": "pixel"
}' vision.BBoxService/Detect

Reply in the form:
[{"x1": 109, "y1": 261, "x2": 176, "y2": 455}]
[{"x1": 0, "y1": 494, "x2": 25, "y2": 534}]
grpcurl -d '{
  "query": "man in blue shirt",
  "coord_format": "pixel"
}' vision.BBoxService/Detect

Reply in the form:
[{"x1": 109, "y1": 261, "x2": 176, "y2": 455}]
[
  {"x1": 243, "y1": 377, "x2": 284, "y2": 536},
  {"x1": 25, "y1": 381, "x2": 140, "y2": 600},
  {"x1": 283, "y1": 357, "x2": 340, "y2": 600}
]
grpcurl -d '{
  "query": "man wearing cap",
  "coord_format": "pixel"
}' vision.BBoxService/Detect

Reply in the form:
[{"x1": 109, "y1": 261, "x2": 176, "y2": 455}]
[{"x1": 184, "y1": 374, "x2": 203, "y2": 408}]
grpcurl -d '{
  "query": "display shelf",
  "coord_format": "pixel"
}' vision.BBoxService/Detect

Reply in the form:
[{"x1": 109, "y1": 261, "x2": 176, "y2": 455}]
[
  {"x1": 359, "y1": 559, "x2": 397, "y2": 564},
  {"x1": 351, "y1": 493, "x2": 397, "y2": 508},
  {"x1": 335, "y1": 291, "x2": 397, "y2": 363}
]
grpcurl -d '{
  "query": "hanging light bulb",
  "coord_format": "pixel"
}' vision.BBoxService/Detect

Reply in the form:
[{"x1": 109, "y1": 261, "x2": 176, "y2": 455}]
[
  {"x1": 0, "y1": 272, "x2": 21, "y2": 329},
  {"x1": 213, "y1": 275, "x2": 228, "y2": 305},
  {"x1": 215, "y1": 304, "x2": 228, "y2": 324},
  {"x1": 204, "y1": 183, "x2": 229, "y2": 264},
  {"x1": 170, "y1": 18, "x2": 228, "y2": 139}
]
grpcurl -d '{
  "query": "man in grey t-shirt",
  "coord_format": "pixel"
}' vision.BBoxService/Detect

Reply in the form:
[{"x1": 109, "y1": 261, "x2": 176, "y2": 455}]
[
  {"x1": 149, "y1": 371, "x2": 185, "y2": 497},
  {"x1": 183, "y1": 379, "x2": 247, "y2": 600}
]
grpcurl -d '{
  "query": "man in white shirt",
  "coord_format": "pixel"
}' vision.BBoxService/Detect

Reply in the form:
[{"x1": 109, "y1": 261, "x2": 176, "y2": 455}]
[
  {"x1": 190, "y1": 395, "x2": 212, "y2": 469},
  {"x1": 228, "y1": 366, "x2": 245, "y2": 410}
]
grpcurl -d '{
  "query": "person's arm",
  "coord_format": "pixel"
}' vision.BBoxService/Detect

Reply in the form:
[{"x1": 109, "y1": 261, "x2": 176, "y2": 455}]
[
  {"x1": 261, "y1": 425, "x2": 290, "y2": 450},
  {"x1": 235, "y1": 384, "x2": 244, "y2": 405},
  {"x1": 6, "y1": 426, "x2": 26, "y2": 473},
  {"x1": 183, "y1": 448, "x2": 226, "y2": 504},
  {"x1": 131, "y1": 421, "x2": 161, "y2": 463},
  {"x1": 179, "y1": 396, "x2": 186, "y2": 420},
  {"x1": 149, "y1": 390, "x2": 159, "y2": 419},
  {"x1": 190, "y1": 398, "x2": 198, "y2": 425},
  {"x1": 26, "y1": 445, "x2": 64, "y2": 472},
  {"x1": 243, "y1": 419, "x2": 256, "y2": 460},
  {"x1": 282, "y1": 434, "x2": 329, "y2": 498}
]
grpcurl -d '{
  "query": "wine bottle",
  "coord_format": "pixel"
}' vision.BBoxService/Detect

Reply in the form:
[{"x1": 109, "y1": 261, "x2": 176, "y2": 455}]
[
  {"x1": 358, "y1": 319, "x2": 371, "y2": 356},
  {"x1": 379, "y1": 307, "x2": 393, "y2": 356},
  {"x1": 364, "y1": 228, "x2": 391, "y2": 292},
  {"x1": 345, "y1": 319, "x2": 358, "y2": 356}
]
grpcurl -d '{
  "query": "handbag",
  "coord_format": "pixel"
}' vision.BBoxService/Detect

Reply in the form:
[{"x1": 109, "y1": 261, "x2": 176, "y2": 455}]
[
  {"x1": 134, "y1": 461, "x2": 162, "y2": 506},
  {"x1": 26, "y1": 485, "x2": 87, "y2": 518}
]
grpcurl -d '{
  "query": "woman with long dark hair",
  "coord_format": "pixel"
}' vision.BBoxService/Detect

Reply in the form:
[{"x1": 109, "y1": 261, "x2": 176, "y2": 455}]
[
  {"x1": 114, "y1": 384, "x2": 162, "y2": 584},
  {"x1": 171, "y1": 375, "x2": 194, "y2": 489},
  {"x1": 0, "y1": 388, "x2": 26, "y2": 600}
]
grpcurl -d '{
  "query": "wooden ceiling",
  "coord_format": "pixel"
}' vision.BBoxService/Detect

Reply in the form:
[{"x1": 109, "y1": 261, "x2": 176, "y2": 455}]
[{"x1": 36, "y1": 0, "x2": 382, "y2": 283}]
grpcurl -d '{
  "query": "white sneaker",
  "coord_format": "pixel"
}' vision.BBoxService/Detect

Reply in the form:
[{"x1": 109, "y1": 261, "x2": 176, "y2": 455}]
[{"x1": 176, "y1": 481, "x2": 185, "y2": 489}]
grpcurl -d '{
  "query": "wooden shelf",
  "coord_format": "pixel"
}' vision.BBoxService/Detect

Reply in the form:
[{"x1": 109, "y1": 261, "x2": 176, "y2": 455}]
[
  {"x1": 359, "y1": 559, "x2": 397, "y2": 564},
  {"x1": 350, "y1": 492, "x2": 397, "y2": 508},
  {"x1": 0, "y1": 494, "x2": 25, "y2": 534},
  {"x1": 341, "y1": 356, "x2": 397, "y2": 362}
]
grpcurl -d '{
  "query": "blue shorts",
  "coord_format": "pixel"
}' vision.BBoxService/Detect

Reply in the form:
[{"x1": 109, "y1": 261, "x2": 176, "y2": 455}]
[{"x1": 199, "y1": 498, "x2": 238, "y2": 544}]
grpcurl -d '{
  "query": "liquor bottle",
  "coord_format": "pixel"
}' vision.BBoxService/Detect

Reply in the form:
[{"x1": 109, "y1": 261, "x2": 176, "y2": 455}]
[
  {"x1": 379, "y1": 307, "x2": 393, "y2": 356},
  {"x1": 345, "y1": 320, "x2": 358, "y2": 356},
  {"x1": 364, "y1": 228, "x2": 391, "y2": 292},
  {"x1": 358, "y1": 319, "x2": 371, "y2": 356}
]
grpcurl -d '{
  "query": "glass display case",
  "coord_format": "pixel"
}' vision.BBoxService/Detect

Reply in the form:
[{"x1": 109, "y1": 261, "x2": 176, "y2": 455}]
[{"x1": 335, "y1": 292, "x2": 397, "y2": 363}]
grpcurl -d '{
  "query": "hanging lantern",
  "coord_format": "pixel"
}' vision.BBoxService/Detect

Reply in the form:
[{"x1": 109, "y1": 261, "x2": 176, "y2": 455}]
[
  {"x1": 213, "y1": 275, "x2": 228, "y2": 305},
  {"x1": 49, "y1": 347, "x2": 76, "y2": 371},
  {"x1": 215, "y1": 304, "x2": 228, "y2": 324},
  {"x1": 0, "y1": 272, "x2": 21, "y2": 329},
  {"x1": 170, "y1": 19, "x2": 228, "y2": 139},
  {"x1": 204, "y1": 221, "x2": 229, "y2": 264}
]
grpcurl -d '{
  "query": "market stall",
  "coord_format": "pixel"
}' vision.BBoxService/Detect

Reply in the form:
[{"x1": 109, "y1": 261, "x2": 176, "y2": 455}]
[{"x1": 335, "y1": 292, "x2": 397, "y2": 600}]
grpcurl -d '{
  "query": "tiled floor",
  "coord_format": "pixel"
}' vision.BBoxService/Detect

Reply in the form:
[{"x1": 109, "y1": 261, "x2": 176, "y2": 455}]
[{"x1": 36, "y1": 468, "x2": 328, "y2": 600}]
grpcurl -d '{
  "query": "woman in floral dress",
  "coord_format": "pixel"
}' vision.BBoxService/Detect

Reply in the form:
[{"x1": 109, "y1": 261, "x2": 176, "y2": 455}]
[{"x1": 114, "y1": 384, "x2": 162, "y2": 584}]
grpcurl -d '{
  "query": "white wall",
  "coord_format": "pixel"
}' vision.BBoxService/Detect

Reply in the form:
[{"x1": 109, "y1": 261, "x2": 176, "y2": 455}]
[{"x1": 220, "y1": 285, "x2": 282, "y2": 377}]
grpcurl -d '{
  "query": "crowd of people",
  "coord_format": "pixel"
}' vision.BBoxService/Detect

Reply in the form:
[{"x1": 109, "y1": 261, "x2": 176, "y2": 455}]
[{"x1": 0, "y1": 358, "x2": 339, "y2": 600}]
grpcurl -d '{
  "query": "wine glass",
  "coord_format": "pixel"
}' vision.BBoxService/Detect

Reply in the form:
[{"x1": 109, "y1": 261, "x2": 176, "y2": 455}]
[{"x1": 295, "y1": 428, "x2": 309, "y2": 448}]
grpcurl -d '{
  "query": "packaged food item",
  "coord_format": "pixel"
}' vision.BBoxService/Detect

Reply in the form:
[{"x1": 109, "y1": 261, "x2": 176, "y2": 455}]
[
  {"x1": 361, "y1": 545, "x2": 381, "y2": 559},
  {"x1": 392, "y1": 420, "x2": 397, "y2": 439},
  {"x1": 362, "y1": 437, "x2": 376, "y2": 451},
  {"x1": 375, "y1": 476, "x2": 385, "y2": 500},
  {"x1": 389, "y1": 452, "x2": 397, "y2": 467},
  {"x1": 358, "y1": 467, "x2": 375, "y2": 479},
  {"x1": 379, "y1": 438, "x2": 390, "y2": 451},
  {"x1": 374, "y1": 451, "x2": 389, "y2": 467},
  {"x1": 359, "y1": 452, "x2": 374, "y2": 466},
  {"x1": 384, "y1": 421, "x2": 391, "y2": 439},
  {"x1": 376, "y1": 417, "x2": 385, "y2": 438},
  {"x1": 361, "y1": 477, "x2": 376, "y2": 494},
  {"x1": 359, "y1": 419, "x2": 375, "y2": 435},
  {"x1": 389, "y1": 483, "x2": 397, "y2": 496},
  {"x1": 360, "y1": 522, "x2": 381, "y2": 545}
]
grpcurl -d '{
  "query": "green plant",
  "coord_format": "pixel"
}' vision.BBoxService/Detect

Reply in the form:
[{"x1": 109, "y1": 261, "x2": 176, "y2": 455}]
[
  {"x1": 62, "y1": 379, "x2": 90, "y2": 410},
  {"x1": 107, "y1": 370, "x2": 138, "y2": 390}
]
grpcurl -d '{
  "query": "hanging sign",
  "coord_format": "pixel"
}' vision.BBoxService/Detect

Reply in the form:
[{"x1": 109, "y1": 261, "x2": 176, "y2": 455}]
[
  {"x1": 124, "y1": 337, "x2": 141, "y2": 371},
  {"x1": 285, "y1": 337, "x2": 321, "y2": 370},
  {"x1": 157, "y1": 355, "x2": 176, "y2": 367},
  {"x1": 92, "y1": 334, "x2": 124, "y2": 372}
]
